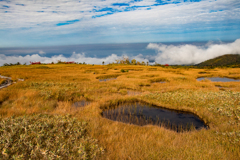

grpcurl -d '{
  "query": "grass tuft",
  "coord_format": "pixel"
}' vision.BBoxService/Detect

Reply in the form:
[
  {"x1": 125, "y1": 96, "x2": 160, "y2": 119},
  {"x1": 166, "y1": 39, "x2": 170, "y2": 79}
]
[{"x1": 0, "y1": 114, "x2": 104, "y2": 159}]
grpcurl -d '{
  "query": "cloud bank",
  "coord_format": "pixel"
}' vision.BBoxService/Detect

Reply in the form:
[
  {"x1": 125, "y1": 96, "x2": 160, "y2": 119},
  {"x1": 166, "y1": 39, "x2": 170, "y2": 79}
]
[
  {"x1": 0, "y1": 52, "x2": 149, "y2": 66},
  {"x1": 1, "y1": 39, "x2": 240, "y2": 66},
  {"x1": 147, "y1": 39, "x2": 240, "y2": 65}
]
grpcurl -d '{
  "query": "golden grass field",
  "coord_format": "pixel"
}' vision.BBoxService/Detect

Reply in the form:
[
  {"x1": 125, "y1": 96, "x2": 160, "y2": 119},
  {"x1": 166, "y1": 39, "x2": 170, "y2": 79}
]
[{"x1": 0, "y1": 64, "x2": 240, "y2": 159}]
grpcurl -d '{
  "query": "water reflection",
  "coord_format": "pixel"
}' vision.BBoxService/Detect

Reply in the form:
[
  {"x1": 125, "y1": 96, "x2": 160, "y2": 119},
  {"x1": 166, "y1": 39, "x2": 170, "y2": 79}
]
[
  {"x1": 197, "y1": 77, "x2": 239, "y2": 82},
  {"x1": 99, "y1": 78, "x2": 117, "y2": 82},
  {"x1": 102, "y1": 102, "x2": 208, "y2": 132}
]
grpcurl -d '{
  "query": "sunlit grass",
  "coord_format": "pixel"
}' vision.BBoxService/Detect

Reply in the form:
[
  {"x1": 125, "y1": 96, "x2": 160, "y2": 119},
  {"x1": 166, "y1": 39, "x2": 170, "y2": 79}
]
[
  {"x1": 0, "y1": 114, "x2": 104, "y2": 159},
  {"x1": 0, "y1": 64, "x2": 240, "y2": 159},
  {"x1": 0, "y1": 79, "x2": 5, "y2": 85}
]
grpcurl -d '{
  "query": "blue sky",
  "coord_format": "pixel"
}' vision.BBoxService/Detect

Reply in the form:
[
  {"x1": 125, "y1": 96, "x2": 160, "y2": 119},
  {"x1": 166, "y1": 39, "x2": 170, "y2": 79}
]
[{"x1": 0, "y1": 0, "x2": 240, "y2": 47}]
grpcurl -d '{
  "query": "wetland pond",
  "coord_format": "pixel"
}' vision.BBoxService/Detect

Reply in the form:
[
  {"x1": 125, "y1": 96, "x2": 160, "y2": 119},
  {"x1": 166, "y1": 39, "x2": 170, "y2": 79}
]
[
  {"x1": 99, "y1": 78, "x2": 117, "y2": 82},
  {"x1": 102, "y1": 103, "x2": 208, "y2": 132},
  {"x1": 152, "y1": 81, "x2": 166, "y2": 84},
  {"x1": 197, "y1": 77, "x2": 240, "y2": 82}
]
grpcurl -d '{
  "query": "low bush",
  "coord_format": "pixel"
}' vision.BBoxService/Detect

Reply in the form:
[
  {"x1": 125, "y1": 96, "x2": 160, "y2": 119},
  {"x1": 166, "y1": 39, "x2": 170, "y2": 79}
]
[{"x1": 120, "y1": 69, "x2": 129, "y2": 72}]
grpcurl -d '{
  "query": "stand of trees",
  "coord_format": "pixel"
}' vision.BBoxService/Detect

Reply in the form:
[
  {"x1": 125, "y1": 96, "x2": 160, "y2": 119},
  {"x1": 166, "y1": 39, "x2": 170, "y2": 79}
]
[{"x1": 112, "y1": 57, "x2": 149, "y2": 66}]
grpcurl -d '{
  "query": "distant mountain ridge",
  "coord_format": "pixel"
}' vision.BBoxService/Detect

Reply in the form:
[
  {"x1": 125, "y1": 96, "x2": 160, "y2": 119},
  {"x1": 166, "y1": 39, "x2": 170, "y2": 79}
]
[{"x1": 196, "y1": 54, "x2": 240, "y2": 67}]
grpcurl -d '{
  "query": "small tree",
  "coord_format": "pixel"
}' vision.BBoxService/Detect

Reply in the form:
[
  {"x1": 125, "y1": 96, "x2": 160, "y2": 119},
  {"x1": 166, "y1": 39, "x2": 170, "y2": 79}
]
[
  {"x1": 131, "y1": 59, "x2": 136, "y2": 65},
  {"x1": 126, "y1": 59, "x2": 130, "y2": 64},
  {"x1": 147, "y1": 62, "x2": 149, "y2": 66},
  {"x1": 124, "y1": 57, "x2": 130, "y2": 64},
  {"x1": 57, "y1": 60, "x2": 62, "y2": 64},
  {"x1": 102, "y1": 61, "x2": 105, "y2": 65}
]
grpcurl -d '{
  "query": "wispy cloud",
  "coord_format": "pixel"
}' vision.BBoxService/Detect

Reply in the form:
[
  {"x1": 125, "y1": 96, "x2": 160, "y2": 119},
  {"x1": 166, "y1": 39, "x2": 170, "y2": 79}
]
[
  {"x1": 0, "y1": 0, "x2": 239, "y2": 46},
  {"x1": 38, "y1": 50, "x2": 45, "y2": 55}
]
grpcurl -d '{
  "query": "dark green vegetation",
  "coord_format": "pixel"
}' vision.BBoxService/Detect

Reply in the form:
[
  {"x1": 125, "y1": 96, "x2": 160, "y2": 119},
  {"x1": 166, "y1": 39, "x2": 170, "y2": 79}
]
[
  {"x1": 197, "y1": 54, "x2": 240, "y2": 67},
  {"x1": 120, "y1": 69, "x2": 129, "y2": 72},
  {"x1": 0, "y1": 114, "x2": 104, "y2": 159}
]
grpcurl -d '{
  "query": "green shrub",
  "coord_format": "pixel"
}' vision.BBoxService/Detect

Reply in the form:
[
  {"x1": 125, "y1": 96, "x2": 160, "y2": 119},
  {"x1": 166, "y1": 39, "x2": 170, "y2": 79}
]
[{"x1": 120, "y1": 69, "x2": 129, "y2": 73}]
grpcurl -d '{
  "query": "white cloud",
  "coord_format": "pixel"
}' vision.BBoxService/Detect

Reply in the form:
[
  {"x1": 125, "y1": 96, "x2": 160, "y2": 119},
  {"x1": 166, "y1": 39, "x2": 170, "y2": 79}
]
[
  {"x1": 1, "y1": 39, "x2": 240, "y2": 65},
  {"x1": 147, "y1": 38, "x2": 240, "y2": 65},
  {"x1": 131, "y1": 54, "x2": 149, "y2": 63},
  {"x1": 0, "y1": 52, "x2": 131, "y2": 65},
  {"x1": 38, "y1": 50, "x2": 45, "y2": 55},
  {"x1": 0, "y1": 0, "x2": 239, "y2": 35}
]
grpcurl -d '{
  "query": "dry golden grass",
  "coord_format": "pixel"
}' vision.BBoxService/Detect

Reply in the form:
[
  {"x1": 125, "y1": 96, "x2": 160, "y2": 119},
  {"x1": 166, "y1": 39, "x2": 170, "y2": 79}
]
[
  {"x1": 0, "y1": 78, "x2": 5, "y2": 85},
  {"x1": 0, "y1": 64, "x2": 240, "y2": 159}
]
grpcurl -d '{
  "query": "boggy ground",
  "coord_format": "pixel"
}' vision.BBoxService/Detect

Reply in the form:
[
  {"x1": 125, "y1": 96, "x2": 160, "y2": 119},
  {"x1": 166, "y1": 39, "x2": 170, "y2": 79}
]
[{"x1": 0, "y1": 64, "x2": 240, "y2": 159}]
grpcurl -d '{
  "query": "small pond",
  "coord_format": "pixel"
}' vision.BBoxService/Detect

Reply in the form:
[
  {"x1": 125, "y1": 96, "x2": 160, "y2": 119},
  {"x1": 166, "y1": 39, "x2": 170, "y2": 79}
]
[
  {"x1": 197, "y1": 77, "x2": 240, "y2": 82},
  {"x1": 99, "y1": 78, "x2": 117, "y2": 82},
  {"x1": 102, "y1": 103, "x2": 208, "y2": 132},
  {"x1": 72, "y1": 100, "x2": 91, "y2": 107},
  {"x1": 127, "y1": 91, "x2": 141, "y2": 96},
  {"x1": 153, "y1": 81, "x2": 166, "y2": 84}
]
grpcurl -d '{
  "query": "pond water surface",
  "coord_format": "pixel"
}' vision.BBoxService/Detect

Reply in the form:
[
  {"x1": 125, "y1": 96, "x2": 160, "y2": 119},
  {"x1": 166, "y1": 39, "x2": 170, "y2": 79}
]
[
  {"x1": 99, "y1": 78, "x2": 117, "y2": 82},
  {"x1": 102, "y1": 103, "x2": 208, "y2": 132},
  {"x1": 72, "y1": 100, "x2": 91, "y2": 107},
  {"x1": 197, "y1": 77, "x2": 240, "y2": 82},
  {"x1": 152, "y1": 81, "x2": 166, "y2": 84}
]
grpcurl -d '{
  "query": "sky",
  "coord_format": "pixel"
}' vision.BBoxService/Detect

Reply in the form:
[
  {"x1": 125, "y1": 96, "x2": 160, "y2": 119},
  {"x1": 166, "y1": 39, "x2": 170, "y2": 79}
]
[
  {"x1": 1, "y1": 0, "x2": 240, "y2": 47},
  {"x1": 0, "y1": 0, "x2": 240, "y2": 65}
]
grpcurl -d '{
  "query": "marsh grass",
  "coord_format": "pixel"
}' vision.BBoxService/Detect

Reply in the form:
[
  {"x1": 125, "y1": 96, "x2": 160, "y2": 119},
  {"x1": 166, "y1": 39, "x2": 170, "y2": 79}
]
[
  {"x1": 0, "y1": 64, "x2": 240, "y2": 159},
  {"x1": 140, "y1": 74, "x2": 158, "y2": 78},
  {"x1": 96, "y1": 74, "x2": 120, "y2": 80},
  {"x1": 0, "y1": 79, "x2": 6, "y2": 85},
  {"x1": 119, "y1": 89, "x2": 128, "y2": 95},
  {"x1": 138, "y1": 82, "x2": 151, "y2": 87},
  {"x1": 198, "y1": 71, "x2": 209, "y2": 74},
  {"x1": 0, "y1": 114, "x2": 104, "y2": 159},
  {"x1": 149, "y1": 77, "x2": 168, "y2": 83},
  {"x1": 147, "y1": 68, "x2": 157, "y2": 71}
]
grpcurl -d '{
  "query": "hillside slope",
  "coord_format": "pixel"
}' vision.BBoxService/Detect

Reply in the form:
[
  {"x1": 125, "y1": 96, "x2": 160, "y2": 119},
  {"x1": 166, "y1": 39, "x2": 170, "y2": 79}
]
[{"x1": 196, "y1": 54, "x2": 240, "y2": 67}]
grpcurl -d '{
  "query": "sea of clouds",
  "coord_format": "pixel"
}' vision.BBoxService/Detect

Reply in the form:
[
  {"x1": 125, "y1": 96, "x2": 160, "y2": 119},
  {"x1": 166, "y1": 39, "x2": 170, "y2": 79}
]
[
  {"x1": 1, "y1": 39, "x2": 240, "y2": 66},
  {"x1": 147, "y1": 38, "x2": 240, "y2": 65}
]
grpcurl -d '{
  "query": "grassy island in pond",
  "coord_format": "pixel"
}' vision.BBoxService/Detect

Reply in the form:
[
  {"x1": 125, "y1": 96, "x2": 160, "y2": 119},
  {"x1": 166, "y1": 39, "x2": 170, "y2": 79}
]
[{"x1": 0, "y1": 64, "x2": 240, "y2": 159}]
